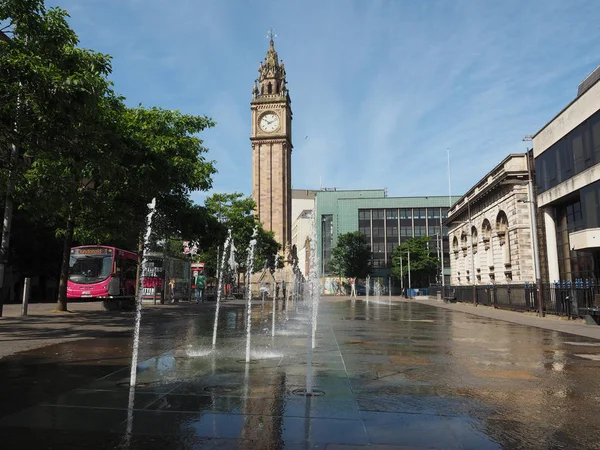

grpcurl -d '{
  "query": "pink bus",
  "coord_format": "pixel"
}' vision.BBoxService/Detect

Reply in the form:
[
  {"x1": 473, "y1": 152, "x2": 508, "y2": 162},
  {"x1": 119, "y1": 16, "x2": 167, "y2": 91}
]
[{"x1": 67, "y1": 246, "x2": 138, "y2": 299}]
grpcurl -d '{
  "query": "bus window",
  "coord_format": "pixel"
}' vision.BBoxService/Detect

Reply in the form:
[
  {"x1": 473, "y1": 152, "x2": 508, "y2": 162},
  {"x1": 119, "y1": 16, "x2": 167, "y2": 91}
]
[{"x1": 69, "y1": 254, "x2": 113, "y2": 284}]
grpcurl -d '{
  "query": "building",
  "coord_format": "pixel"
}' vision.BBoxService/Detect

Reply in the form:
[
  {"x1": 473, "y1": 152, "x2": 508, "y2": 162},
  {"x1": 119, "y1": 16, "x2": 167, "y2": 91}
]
[
  {"x1": 446, "y1": 153, "x2": 546, "y2": 286},
  {"x1": 315, "y1": 189, "x2": 460, "y2": 285},
  {"x1": 292, "y1": 210, "x2": 313, "y2": 277},
  {"x1": 289, "y1": 189, "x2": 317, "y2": 277},
  {"x1": 533, "y1": 65, "x2": 600, "y2": 282},
  {"x1": 291, "y1": 189, "x2": 317, "y2": 224},
  {"x1": 250, "y1": 35, "x2": 293, "y2": 249}
]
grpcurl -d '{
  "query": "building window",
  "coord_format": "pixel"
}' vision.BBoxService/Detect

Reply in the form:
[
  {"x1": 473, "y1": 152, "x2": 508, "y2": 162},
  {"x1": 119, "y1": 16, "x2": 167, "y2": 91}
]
[
  {"x1": 400, "y1": 227, "x2": 412, "y2": 237},
  {"x1": 414, "y1": 226, "x2": 426, "y2": 237},
  {"x1": 386, "y1": 209, "x2": 398, "y2": 220},
  {"x1": 427, "y1": 208, "x2": 440, "y2": 219},
  {"x1": 428, "y1": 226, "x2": 439, "y2": 236},
  {"x1": 536, "y1": 108, "x2": 600, "y2": 193},
  {"x1": 582, "y1": 180, "x2": 600, "y2": 229},
  {"x1": 400, "y1": 209, "x2": 412, "y2": 219}
]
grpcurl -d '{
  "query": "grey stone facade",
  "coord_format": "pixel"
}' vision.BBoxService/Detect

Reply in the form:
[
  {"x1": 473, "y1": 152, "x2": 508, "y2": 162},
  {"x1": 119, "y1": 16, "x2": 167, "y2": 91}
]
[{"x1": 447, "y1": 154, "x2": 540, "y2": 285}]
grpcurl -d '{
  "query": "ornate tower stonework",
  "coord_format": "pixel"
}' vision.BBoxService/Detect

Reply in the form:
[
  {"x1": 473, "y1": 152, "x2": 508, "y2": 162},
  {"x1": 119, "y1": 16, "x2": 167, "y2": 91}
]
[{"x1": 250, "y1": 34, "x2": 292, "y2": 249}]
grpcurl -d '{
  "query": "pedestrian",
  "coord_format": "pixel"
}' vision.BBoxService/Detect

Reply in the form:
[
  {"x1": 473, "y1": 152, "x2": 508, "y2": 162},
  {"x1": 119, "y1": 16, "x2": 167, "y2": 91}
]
[
  {"x1": 350, "y1": 277, "x2": 356, "y2": 297},
  {"x1": 275, "y1": 282, "x2": 280, "y2": 299},
  {"x1": 169, "y1": 278, "x2": 175, "y2": 303},
  {"x1": 195, "y1": 269, "x2": 206, "y2": 303},
  {"x1": 282, "y1": 280, "x2": 287, "y2": 299}
]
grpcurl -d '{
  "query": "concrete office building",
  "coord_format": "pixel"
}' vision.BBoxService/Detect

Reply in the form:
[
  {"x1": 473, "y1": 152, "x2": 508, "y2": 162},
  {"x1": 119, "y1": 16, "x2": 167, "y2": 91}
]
[
  {"x1": 533, "y1": 65, "x2": 600, "y2": 282},
  {"x1": 315, "y1": 189, "x2": 461, "y2": 284}
]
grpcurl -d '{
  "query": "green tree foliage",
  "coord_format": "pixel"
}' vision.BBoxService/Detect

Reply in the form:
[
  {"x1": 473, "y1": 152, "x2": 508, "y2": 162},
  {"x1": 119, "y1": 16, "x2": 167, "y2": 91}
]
[
  {"x1": 329, "y1": 231, "x2": 371, "y2": 278},
  {"x1": 391, "y1": 236, "x2": 439, "y2": 288},
  {"x1": 202, "y1": 193, "x2": 280, "y2": 279},
  {"x1": 0, "y1": 1, "x2": 217, "y2": 310}
]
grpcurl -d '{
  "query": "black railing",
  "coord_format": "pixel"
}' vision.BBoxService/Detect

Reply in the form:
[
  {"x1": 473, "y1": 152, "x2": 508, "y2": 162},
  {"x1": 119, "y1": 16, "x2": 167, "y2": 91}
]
[{"x1": 429, "y1": 280, "x2": 600, "y2": 318}]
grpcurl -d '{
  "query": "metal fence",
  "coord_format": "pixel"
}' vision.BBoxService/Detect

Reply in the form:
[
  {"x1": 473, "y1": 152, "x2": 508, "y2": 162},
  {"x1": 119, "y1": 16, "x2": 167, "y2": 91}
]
[{"x1": 429, "y1": 280, "x2": 600, "y2": 318}]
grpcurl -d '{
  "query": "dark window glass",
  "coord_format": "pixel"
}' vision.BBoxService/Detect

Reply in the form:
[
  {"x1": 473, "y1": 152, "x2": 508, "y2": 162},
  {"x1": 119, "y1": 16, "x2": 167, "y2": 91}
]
[
  {"x1": 400, "y1": 209, "x2": 411, "y2": 219},
  {"x1": 358, "y1": 210, "x2": 371, "y2": 220},
  {"x1": 582, "y1": 181, "x2": 600, "y2": 229},
  {"x1": 373, "y1": 209, "x2": 384, "y2": 220},
  {"x1": 400, "y1": 227, "x2": 412, "y2": 237},
  {"x1": 591, "y1": 113, "x2": 600, "y2": 163},
  {"x1": 573, "y1": 126, "x2": 585, "y2": 173},
  {"x1": 428, "y1": 226, "x2": 439, "y2": 236},
  {"x1": 537, "y1": 109, "x2": 600, "y2": 193},
  {"x1": 582, "y1": 121, "x2": 594, "y2": 168},
  {"x1": 386, "y1": 209, "x2": 398, "y2": 220},
  {"x1": 386, "y1": 224, "x2": 398, "y2": 237}
]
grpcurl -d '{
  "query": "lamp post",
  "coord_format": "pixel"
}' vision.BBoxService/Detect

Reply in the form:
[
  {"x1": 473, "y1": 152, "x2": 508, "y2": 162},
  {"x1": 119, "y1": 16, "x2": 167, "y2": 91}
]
[
  {"x1": 517, "y1": 154, "x2": 543, "y2": 317},
  {"x1": 436, "y1": 232, "x2": 445, "y2": 299}
]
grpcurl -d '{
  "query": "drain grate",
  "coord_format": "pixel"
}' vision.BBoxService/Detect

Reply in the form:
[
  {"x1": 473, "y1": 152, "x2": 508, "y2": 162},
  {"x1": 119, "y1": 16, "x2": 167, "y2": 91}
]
[
  {"x1": 203, "y1": 385, "x2": 237, "y2": 394},
  {"x1": 291, "y1": 388, "x2": 325, "y2": 397},
  {"x1": 300, "y1": 361, "x2": 324, "y2": 367},
  {"x1": 235, "y1": 359, "x2": 259, "y2": 364}
]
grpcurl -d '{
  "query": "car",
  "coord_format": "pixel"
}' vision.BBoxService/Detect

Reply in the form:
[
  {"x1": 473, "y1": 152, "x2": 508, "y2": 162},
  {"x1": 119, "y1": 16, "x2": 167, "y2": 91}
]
[{"x1": 356, "y1": 284, "x2": 367, "y2": 296}]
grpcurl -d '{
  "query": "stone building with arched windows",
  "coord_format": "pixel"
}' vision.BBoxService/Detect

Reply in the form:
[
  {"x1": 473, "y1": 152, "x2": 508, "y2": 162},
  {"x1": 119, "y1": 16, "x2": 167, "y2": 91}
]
[{"x1": 446, "y1": 153, "x2": 548, "y2": 286}]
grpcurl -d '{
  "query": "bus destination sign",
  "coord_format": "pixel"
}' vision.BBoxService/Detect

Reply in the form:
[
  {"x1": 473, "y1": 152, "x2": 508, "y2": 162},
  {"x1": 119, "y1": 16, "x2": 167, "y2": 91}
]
[{"x1": 73, "y1": 248, "x2": 112, "y2": 255}]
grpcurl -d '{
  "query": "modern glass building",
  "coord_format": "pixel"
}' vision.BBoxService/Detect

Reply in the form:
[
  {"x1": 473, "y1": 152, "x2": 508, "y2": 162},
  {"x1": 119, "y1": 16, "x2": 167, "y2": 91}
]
[
  {"x1": 533, "y1": 66, "x2": 600, "y2": 282},
  {"x1": 315, "y1": 189, "x2": 462, "y2": 285}
]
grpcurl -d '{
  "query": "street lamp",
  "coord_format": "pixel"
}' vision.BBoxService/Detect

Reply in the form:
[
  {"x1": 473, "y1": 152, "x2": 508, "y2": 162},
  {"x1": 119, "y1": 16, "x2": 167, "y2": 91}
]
[
  {"x1": 519, "y1": 141, "x2": 544, "y2": 318},
  {"x1": 435, "y1": 231, "x2": 445, "y2": 299}
]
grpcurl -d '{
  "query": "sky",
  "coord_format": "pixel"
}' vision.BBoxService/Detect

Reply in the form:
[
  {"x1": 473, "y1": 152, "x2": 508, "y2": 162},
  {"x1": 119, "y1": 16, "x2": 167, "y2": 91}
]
[{"x1": 49, "y1": 0, "x2": 600, "y2": 205}]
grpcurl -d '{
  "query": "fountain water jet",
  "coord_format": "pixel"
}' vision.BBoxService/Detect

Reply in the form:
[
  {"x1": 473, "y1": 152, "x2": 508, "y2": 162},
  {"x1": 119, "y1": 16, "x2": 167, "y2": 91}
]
[
  {"x1": 272, "y1": 254, "x2": 280, "y2": 338},
  {"x1": 212, "y1": 229, "x2": 232, "y2": 349},
  {"x1": 365, "y1": 274, "x2": 370, "y2": 304},
  {"x1": 306, "y1": 211, "x2": 320, "y2": 394},
  {"x1": 130, "y1": 198, "x2": 157, "y2": 388},
  {"x1": 245, "y1": 226, "x2": 259, "y2": 363}
]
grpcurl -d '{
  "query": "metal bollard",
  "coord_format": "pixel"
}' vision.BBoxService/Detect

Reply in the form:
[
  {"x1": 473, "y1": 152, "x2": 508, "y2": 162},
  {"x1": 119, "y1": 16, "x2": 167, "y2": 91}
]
[{"x1": 21, "y1": 277, "x2": 31, "y2": 316}]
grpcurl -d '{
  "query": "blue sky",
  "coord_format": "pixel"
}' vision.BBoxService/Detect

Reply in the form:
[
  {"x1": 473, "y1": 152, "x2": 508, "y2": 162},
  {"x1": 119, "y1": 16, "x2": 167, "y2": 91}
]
[{"x1": 50, "y1": 0, "x2": 600, "y2": 204}]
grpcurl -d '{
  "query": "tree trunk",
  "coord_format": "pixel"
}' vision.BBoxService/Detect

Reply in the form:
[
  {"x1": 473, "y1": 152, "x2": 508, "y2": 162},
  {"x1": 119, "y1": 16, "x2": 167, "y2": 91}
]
[
  {"x1": 0, "y1": 143, "x2": 19, "y2": 317},
  {"x1": 56, "y1": 215, "x2": 75, "y2": 312}
]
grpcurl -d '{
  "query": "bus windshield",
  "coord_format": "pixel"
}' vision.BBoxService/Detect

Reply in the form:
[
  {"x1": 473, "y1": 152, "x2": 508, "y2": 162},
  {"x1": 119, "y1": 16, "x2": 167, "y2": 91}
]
[{"x1": 69, "y1": 254, "x2": 113, "y2": 284}]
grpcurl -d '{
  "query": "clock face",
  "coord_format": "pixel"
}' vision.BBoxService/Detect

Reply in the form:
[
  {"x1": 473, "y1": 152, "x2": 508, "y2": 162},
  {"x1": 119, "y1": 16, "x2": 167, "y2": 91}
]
[{"x1": 260, "y1": 113, "x2": 280, "y2": 132}]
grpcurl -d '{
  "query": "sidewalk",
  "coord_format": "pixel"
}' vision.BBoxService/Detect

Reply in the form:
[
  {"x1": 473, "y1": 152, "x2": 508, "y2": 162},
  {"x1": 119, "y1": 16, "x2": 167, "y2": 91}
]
[
  {"x1": 0, "y1": 301, "x2": 204, "y2": 359},
  {"x1": 411, "y1": 296, "x2": 600, "y2": 340}
]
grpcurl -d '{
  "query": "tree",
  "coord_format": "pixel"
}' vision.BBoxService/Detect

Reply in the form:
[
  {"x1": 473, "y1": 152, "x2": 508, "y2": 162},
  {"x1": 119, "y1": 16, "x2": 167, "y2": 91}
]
[
  {"x1": 202, "y1": 193, "x2": 280, "y2": 280},
  {"x1": 329, "y1": 231, "x2": 371, "y2": 278},
  {"x1": 391, "y1": 236, "x2": 439, "y2": 288},
  {"x1": 1, "y1": 1, "x2": 118, "y2": 312},
  {"x1": 1, "y1": 1, "x2": 218, "y2": 311}
]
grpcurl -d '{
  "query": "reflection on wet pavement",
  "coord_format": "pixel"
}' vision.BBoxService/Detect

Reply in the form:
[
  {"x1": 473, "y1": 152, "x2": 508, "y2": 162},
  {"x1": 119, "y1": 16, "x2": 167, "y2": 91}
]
[{"x1": 1, "y1": 299, "x2": 600, "y2": 449}]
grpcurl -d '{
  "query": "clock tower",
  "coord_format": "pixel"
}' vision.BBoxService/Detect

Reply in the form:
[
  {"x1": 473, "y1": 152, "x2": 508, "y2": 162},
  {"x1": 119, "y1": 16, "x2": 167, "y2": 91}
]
[{"x1": 250, "y1": 33, "x2": 293, "y2": 249}]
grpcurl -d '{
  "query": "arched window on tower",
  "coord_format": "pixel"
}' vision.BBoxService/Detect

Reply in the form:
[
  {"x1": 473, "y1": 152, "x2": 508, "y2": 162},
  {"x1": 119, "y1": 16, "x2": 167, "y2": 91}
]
[{"x1": 268, "y1": 82, "x2": 273, "y2": 94}]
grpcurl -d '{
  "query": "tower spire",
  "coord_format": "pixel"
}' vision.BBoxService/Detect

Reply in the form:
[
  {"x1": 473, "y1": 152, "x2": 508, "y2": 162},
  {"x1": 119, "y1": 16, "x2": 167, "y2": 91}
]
[{"x1": 254, "y1": 29, "x2": 287, "y2": 97}]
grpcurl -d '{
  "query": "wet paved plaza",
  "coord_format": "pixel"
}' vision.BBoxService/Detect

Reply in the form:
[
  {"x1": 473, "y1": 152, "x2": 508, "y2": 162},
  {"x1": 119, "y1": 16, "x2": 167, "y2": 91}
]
[{"x1": 1, "y1": 297, "x2": 600, "y2": 449}]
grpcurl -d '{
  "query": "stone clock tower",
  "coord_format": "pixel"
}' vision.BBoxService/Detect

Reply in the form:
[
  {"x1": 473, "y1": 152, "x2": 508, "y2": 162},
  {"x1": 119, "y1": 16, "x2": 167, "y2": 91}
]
[{"x1": 250, "y1": 35, "x2": 292, "y2": 249}]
